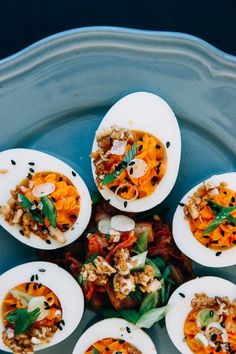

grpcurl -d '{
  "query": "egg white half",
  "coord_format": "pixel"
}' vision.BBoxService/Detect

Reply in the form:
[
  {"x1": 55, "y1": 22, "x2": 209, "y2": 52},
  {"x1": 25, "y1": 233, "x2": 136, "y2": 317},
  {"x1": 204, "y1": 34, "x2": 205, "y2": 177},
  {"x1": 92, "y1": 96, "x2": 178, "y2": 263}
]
[
  {"x1": 0, "y1": 261, "x2": 84, "y2": 352},
  {"x1": 0, "y1": 148, "x2": 92, "y2": 249},
  {"x1": 173, "y1": 172, "x2": 236, "y2": 267},
  {"x1": 165, "y1": 276, "x2": 236, "y2": 354},
  {"x1": 72, "y1": 318, "x2": 157, "y2": 354},
  {"x1": 91, "y1": 92, "x2": 181, "y2": 212}
]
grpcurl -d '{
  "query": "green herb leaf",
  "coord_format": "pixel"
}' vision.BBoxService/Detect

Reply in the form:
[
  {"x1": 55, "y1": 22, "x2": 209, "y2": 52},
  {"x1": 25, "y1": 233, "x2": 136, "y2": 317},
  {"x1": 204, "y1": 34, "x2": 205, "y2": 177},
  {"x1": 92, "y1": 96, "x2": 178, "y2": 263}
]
[
  {"x1": 129, "y1": 286, "x2": 143, "y2": 303},
  {"x1": 18, "y1": 193, "x2": 45, "y2": 224},
  {"x1": 5, "y1": 307, "x2": 41, "y2": 335},
  {"x1": 145, "y1": 258, "x2": 162, "y2": 278},
  {"x1": 91, "y1": 191, "x2": 101, "y2": 205},
  {"x1": 118, "y1": 309, "x2": 140, "y2": 324},
  {"x1": 133, "y1": 230, "x2": 148, "y2": 254},
  {"x1": 84, "y1": 227, "x2": 98, "y2": 236},
  {"x1": 162, "y1": 266, "x2": 171, "y2": 280},
  {"x1": 41, "y1": 196, "x2": 57, "y2": 227},
  {"x1": 18, "y1": 194, "x2": 33, "y2": 208},
  {"x1": 149, "y1": 256, "x2": 166, "y2": 272},
  {"x1": 135, "y1": 305, "x2": 168, "y2": 329},
  {"x1": 139, "y1": 292, "x2": 159, "y2": 315},
  {"x1": 92, "y1": 349, "x2": 99, "y2": 354},
  {"x1": 102, "y1": 142, "x2": 137, "y2": 185},
  {"x1": 100, "y1": 308, "x2": 120, "y2": 318}
]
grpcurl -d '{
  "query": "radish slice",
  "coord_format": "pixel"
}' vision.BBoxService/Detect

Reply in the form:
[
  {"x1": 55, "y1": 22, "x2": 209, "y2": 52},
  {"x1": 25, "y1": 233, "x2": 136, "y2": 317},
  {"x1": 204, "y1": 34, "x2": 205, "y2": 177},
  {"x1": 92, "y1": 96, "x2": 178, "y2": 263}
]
[
  {"x1": 194, "y1": 333, "x2": 209, "y2": 348},
  {"x1": 27, "y1": 296, "x2": 49, "y2": 321},
  {"x1": 111, "y1": 215, "x2": 135, "y2": 232},
  {"x1": 128, "y1": 158, "x2": 148, "y2": 179},
  {"x1": 32, "y1": 183, "x2": 55, "y2": 198},
  {"x1": 98, "y1": 217, "x2": 111, "y2": 234},
  {"x1": 111, "y1": 140, "x2": 127, "y2": 155}
]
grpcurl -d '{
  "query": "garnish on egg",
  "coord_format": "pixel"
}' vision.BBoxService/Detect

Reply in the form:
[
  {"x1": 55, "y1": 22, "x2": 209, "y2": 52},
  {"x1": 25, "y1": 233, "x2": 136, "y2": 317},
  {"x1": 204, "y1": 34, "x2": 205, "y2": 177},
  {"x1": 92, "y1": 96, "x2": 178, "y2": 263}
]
[{"x1": 91, "y1": 92, "x2": 181, "y2": 212}]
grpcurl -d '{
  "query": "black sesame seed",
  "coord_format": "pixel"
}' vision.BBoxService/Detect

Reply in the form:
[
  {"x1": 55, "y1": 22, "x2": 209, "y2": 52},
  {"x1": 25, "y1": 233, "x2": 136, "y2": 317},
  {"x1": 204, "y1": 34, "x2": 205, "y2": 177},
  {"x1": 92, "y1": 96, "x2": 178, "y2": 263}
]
[
  {"x1": 215, "y1": 346, "x2": 221, "y2": 352},
  {"x1": 35, "y1": 274, "x2": 38, "y2": 281},
  {"x1": 129, "y1": 167, "x2": 133, "y2": 175},
  {"x1": 11, "y1": 159, "x2": 16, "y2": 165},
  {"x1": 47, "y1": 297, "x2": 52, "y2": 301},
  {"x1": 61, "y1": 319, "x2": 65, "y2": 326},
  {"x1": 138, "y1": 145, "x2": 143, "y2": 151},
  {"x1": 56, "y1": 323, "x2": 63, "y2": 331},
  {"x1": 38, "y1": 283, "x2": 42, "y2": 289},
  {"x1": 221, "y1": 230, "x2": 225, "y2": 236},
  {"x1": 39, "y1": 268, "x2": 46, "y2": 272},
  {"x1": 29, "y1": 168, "x2": 35, "y2": 173},
  {"x1": 27, "y1": 173, "x2": 32, "y2": 180},
  {"x1": 19, "y1": 229, "x2": 24, "y2": 236},
  {"x1": 59, "y1": 177, "x2": 63, "y2": 181},
  {"x1": 211, "y1": 334, "x2": 217, "y2": 341},
  {"x1": 229, "y1": 203, "x2": 234, "y2": 207},
  {"x1": 126, "y1": 326, "x2": 131, "y2": 333},
  {"x1": 10, "y1": 304, "x2": 17, "y2": 307},
  {"x1": 44, "y1": 301, "x2": 49, "y2": 307},
  {"x1": 119, "y1": 340, "x2": 125, "y2": 344},
  {"x1": 231, "y1": 197, "x2": 235, "y2": 203},
  {"x1": 72, "y1": 171, "x2": 76, "y2": 177},
  {"x1": 139, "y1": 137, "x2": 143, "y2": 142},
  {"x1": 223, "y1": 191, "x2": 227, "y2": 195},
  {"x1": 206, "y1": 243, "x2": 209, "y2": 248},
  {"x1": 34, "y1": 200, "x2": 39, "y2": 206},
  {"x1": 156, "y1": 144, "x2": 161, "y2": 149},
  {"x1": 209, "y1": 310, "x2": 214, "y2": 317},
  {"x1": 28, "y1": 162, "x2": 35, "y2": 166},
  {"x1": 233, "y1": 232, "x2": 236, "y2": 235},
  {"x1": 30, "y1": 275, "x2": 35, "y2": 282},
  {"x1": 201, "y1": 326, "x2": 206, "y2": 331},
  {"x1": 33, "y1": 284, "x2": 37, "y2": 290},
  {"x1": 178, "y1": 202, "x2": 185, "y2": 207},
  {"x1": 45, "y1": 306, "x2": 51, "y2": 310},
  {"x1": 203, "y1": 235, "x2": 210, "y2": 238},
  {"x1": 46, "y1": 239, "x2": 51, "y2": 244},
  {"x1": 25, "y1": 283, "x2": 30, "y2": 291},
  {"x1": 233, "y1": 240, "x2": 236, "y2": 245},
  {"x1": 179, "y1": 292, "x2": 186, "y2": 298},
  {"x1": 220, "y1": 321, "x2": 225, "y2": 328},
  {"x1": 211, "y1": 240, "x2": 219, "y2": 244},
  {"x1": 216, "y1": 251, "x2": 222, "y2": 256},
  {"x1": 151, "y1": 176, "x2": 158, "y2": 186},
  {"x1": 166, "y1": 141, "x2": 170, "y2": 148},
  {"x1": 128, "y1": 161, "x2": 135, "y2": 166},
  {"x1": 124, "y1": 201, "x2": 128, "y2": 208},
  {"x1": 105, "y1": 348, "x2": 110, "y2": 351},
  {"x1": 51, "y1": 197, "x2": 56, "y2": 202}
]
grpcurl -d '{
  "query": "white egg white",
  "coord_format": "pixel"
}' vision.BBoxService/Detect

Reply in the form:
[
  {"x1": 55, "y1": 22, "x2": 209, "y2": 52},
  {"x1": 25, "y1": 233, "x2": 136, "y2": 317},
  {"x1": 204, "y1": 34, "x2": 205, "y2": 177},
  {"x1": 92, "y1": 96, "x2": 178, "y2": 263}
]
[
  {"x1": 91, "y1": 92, "x2": 181, "y2": 212},
  {"x1": 0, "y1": 148, "x2": 92, "y2": 249},
  {"x1": 173, "y1": 172, "x2": 236, "y2": 267},
  {"x1": 165, "y1": 276, "x2": 236, "y2": 354},
  {"x1": 72, "y1": 318, "x2": 157, "y2": 354},
  {"x1": 0, "y1": 261, "x2": 84, "y2": 352}
]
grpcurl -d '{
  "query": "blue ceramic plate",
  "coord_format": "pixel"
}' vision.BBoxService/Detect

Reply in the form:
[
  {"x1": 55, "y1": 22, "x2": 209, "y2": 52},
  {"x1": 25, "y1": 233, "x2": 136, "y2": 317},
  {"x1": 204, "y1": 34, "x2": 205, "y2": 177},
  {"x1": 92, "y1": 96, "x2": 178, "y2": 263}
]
[{"x1": 0, "y1": 27, "x2": 236, "y2": 354}]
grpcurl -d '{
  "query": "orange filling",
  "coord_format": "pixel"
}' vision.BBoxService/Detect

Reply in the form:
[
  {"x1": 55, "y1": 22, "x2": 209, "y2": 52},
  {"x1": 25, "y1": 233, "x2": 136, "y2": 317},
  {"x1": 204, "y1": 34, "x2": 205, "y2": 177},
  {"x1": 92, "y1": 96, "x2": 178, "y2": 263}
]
[
  {"x1": 22, "y1": 171, "x2": 80, "y2": 230},
  {"x1": 189, "y1": 186, "x2": 236, "y2": 250},
  {"x1": 104, "y1": 130, "x2": 166, "y2": 200},
  {"x1": 85, "y1": 338, "x2": 140, "y2": 354},
  {"x1": 184, "y1": 309, "x2": 236, "y2": 354},
  {"x1": 2, "y1": 282, "x2": 62, "y2": 328}
]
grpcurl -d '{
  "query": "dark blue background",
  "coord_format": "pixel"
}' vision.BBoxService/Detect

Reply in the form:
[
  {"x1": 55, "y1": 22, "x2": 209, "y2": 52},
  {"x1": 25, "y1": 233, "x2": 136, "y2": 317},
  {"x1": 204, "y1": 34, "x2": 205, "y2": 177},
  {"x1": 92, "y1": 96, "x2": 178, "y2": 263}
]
[{"x1": 0, "y1": 0, "x2": 236, "y2": 59}]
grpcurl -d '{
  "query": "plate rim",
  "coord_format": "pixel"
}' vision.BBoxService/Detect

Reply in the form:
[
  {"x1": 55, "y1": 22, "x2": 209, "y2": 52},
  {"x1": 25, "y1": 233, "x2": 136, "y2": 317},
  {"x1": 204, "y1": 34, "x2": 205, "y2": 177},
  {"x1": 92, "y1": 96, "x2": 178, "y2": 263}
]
[{"x1": 0, "y1": 26, "x2": 235, "y2": 83}]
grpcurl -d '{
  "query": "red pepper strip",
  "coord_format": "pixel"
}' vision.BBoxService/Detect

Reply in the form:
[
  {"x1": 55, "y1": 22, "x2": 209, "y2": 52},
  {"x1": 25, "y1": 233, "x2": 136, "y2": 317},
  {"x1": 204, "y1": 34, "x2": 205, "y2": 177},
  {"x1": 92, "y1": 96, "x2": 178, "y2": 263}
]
[
  {"x1": 88, "y1": 233, "x2": 107, "y2": 256},
  {"x1": 106, "y1": 231, "x2": 137, "y2": 262},
  {"x1": 85, "y1": 281, "x2": 95, "y2": 301}
]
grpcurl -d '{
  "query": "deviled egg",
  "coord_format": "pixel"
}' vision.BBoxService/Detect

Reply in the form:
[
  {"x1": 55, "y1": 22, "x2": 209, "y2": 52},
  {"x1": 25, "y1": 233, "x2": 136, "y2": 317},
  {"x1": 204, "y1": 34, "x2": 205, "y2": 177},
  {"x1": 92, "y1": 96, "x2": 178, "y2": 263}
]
[
  {"x1": 0, "y1": 148, "x2": 92, "y2": 249},
  {"x1": 0, "y1": 261, "x2": 84, "y2": 353},
  {"x1": 173, "y1": 173, "x2": 236, "y2": 267},
  {"x1": 73, "y1": 318, "x2": 157, "y2": 354},
  {"x1": 166, "y1": 276, "x2": 236, "y2": 354},
  {"x1": 91, "y1": 92, "x2": 181, "y2": 212}
]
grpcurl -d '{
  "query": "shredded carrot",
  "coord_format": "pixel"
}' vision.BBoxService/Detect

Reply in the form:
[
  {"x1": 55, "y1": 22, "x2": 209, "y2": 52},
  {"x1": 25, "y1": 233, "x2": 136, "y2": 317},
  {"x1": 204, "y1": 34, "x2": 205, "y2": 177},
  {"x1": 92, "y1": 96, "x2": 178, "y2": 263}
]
[
  {"x1": 22, "y1": 171, "x2": 80, "y2": 230},
  {"x1": 184, "y1": 309, "x2": 236, "y2": 353},
  {"x1": 85, "y1": 338, "x2": 140, "y2": 354},
  {"x1": 188, "y1": 185, "x2": 236, "y2": 250}
]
